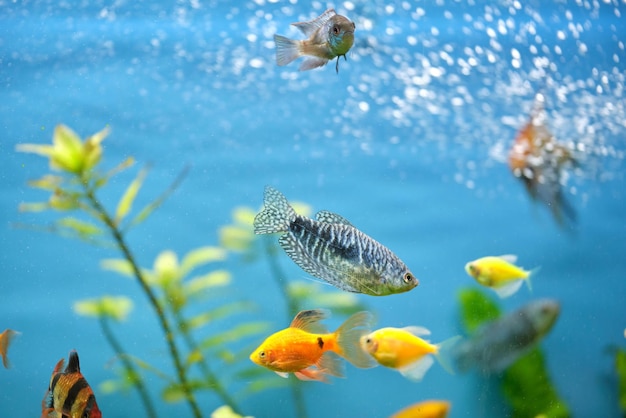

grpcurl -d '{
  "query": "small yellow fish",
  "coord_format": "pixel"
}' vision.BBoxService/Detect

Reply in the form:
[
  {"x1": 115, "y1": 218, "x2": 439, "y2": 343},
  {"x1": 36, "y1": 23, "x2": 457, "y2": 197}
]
[
  {"x1": 250, "y1": 309, "x2": 375, "y2": 383},
  {"x1": 390, "y1": 400, "x2": 451, "y2": 418},
  {"x1": 0, "y1": 329, "x2": 19, "y2": 368},
  {"x1": 465, "y1": 255, "x2": 536, "y2": 298},
  {"x1": 360, "y1": 327, "x2": 459, "y2": 381},
  {"x1": 274, "y1": 9, "x2": 355, "y2": 73}
]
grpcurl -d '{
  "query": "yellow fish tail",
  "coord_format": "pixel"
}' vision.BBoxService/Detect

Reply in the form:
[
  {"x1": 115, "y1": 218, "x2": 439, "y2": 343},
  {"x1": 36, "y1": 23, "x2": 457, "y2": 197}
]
[
  {"x1": 434, "y1": 336, "x2": 462, "y2": 375},
  {"x1": 334, "y1": 311, "x2": 376, "y2": 369}
]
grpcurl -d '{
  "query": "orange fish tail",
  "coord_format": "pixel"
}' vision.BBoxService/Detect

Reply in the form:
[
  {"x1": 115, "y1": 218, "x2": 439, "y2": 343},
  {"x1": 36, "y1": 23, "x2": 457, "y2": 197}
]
[
  {"x1": 0, "y1": 329, "x2": 19, "y2": 369},
  {"x1": 334, "y1": 311, "x2": 376, "y2": 369}
]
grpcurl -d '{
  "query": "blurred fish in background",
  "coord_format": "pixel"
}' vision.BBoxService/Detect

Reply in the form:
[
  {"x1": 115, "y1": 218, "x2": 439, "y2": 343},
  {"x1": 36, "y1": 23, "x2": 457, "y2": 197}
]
[
  {"x1": 465, "y1": 255, "x2": 537, "y2": 299},
  {"x1": 0, "y1": 329, "x2": 19, "y2": 368},
  {"x1": 453, "y1": 299, "x2": 560, "y2": 374},
  {"x1": 509, "y1": 94, "x2": 579, "y2": 228},
  {"x1": 389, "y1": 400, "x2": 451, "y2": 418}
]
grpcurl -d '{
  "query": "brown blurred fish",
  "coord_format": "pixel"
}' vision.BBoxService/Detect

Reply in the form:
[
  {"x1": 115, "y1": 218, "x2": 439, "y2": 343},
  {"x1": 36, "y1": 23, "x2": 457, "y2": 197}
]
[
  {"x1": 508, "y1": 95, "x2": 577, "y2": 227},
  {"x1": 0, "y1": 329, "x2": 19, "y2": 368},
  {"x1": 41, "y1": 350, "x2": 102, "y2": 418},
  {"x1": 274, "y1": 8, "x2": 355, "y2": 73}
]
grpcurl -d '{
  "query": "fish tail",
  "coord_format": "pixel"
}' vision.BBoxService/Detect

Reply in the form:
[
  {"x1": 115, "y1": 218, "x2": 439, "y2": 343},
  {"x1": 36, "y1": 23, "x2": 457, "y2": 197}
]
[
  {"x1": 526, "y1": 266, "x2": 540, "y2": 292},
  {"x1": 253, "y1": 186, "x2": 297, "y2": 234},
  {"x1": 274, "y1": 35, "x2": 302, "y2": 66},
  {"x1": 334, "y1": 311, "x2": 376, "y2": 369},
  {"x1": 434, "y1": 335, "x2": 462, "y2": 375}
]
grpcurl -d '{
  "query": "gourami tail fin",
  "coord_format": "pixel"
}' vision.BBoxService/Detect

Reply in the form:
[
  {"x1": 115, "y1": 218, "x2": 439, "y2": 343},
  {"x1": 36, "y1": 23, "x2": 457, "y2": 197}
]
[
  {"x1": 253, "y1": 186, "x2": 297, "y2": 234},
  {"x1": 274, "y1": 35, "x2": 302, "y2": 66},
  {"x1": 334, "y1": 311, "x2": 376, "y2": 369}
]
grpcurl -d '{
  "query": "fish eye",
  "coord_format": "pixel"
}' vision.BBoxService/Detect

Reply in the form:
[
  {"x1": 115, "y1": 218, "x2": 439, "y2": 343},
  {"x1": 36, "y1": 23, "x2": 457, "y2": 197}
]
[
  {"x1": 332, "y1": 25, "x2": 340, "y2": 35},
  {"x1": 403, "y1": 272, "x2": 414, "y2": 283},
  {"x1": 259, "y1": 351, "x2": 266, "y2": 358}
]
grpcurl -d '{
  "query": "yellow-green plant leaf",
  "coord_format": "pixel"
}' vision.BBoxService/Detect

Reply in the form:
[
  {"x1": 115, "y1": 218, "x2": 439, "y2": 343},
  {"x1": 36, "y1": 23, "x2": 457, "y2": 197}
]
[
  {"x1": 186, "y1": 301, "x2": 254, "y2": 330},
  {"x1": 101, "y1": 258, "x2": 135, "y2": 278},
  {"x1": 27, "y1": 175, "x2": 63, "y2": 191},
  {"x1": 200, "y1": 322, "x2": 270, "y2": 349},
  {"x1": 73, "y1": 296, "x2": 133, "y2": 321},
  {"x1": 185, "y1": 349, "x2": 204, "y2": 368},
  {"x1": 15, "y1": 143, "x2": 55, "y2": 158},
  {"x1": 115, "y1": 168, "x2": 147, "y2": 224},
  {"x1": 50, "y1": 124, "x2": 86, "y2": 173},
  {"x1": 232, "y1": 207, "x2": 256, "y2": 227},
  {"x1": 185, "y1": 270, "x2": 231, "y2": 296},
  {"x1": 99, "y1": 379, "x2": 123, "y2": 395},
  {"x1": 49, "y1": 191, "x2": 80, "y2": 211},
  {"x1": 83, "y1": 126, "x2": 109, "y2": 171},
  {"x1": 219, "y1": 225, "x2": 255, "y2": 252},
  {"x1": 18, "y1": 202, "x2": 50, "y2": 212},
  {"x1": 162, "y1": 380, "x2": 208, "y2": 403},
  {"x1": 180, "y1": 246, "x2": 227, "y2": 277},
  {"x1": 153, "y1": 250, "x2": 180, "y2": 287},
  {"x1": 211, "y1": 405, "x2": 254, "y2": 418},
  {"x1": 57, "y1": 217, "x2": 102, "y2": 237},
  {"x1": 237, "y1": 376, "x2": 290, "y2": 397}
]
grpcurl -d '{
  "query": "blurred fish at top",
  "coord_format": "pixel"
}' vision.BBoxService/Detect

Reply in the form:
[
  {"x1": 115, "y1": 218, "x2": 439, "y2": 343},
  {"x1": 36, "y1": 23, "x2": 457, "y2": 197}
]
[
  {"x1": 509, "y1": 94, "x2": 578, "y2": 228},
  {"x1": 253, "y1": 186, "x2": 418, "y2": 296},
  {"x1": 0, "y1": 329, "x2": 19, "y2": 368},
  {"x1": 453, "y1": 299, "x2": 560, "y2": 374},
  {"x1": 274, "y1": 8, "x2": 355, "y2": 73},
  {"x1": 389, "y1": 400, "x2": 451, "y2": 418},
  {"x1": 465, "y1": 255, "x2": 536, "y2": 298},
  {"x1": 41, "y1": 350, "x2": 102, "y2": 418}
]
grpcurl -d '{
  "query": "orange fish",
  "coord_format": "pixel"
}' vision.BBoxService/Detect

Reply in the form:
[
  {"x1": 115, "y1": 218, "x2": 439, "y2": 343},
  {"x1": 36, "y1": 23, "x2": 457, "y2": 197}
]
[
  {"x1": 509, "y1": 95, "x2": 577, "y2": 227},
  {"x1": 390, "y1": 400, "x2": 451, "y2": 418},
  {"x1": 0, "y1": 329, "x2": 19, "y2": 368},
  {"x1": 41, "y1": 350, "x2": 102, "y2": 418},
  {"x1": 249, "y1": 309, "x2": 375, "y2": 383}
]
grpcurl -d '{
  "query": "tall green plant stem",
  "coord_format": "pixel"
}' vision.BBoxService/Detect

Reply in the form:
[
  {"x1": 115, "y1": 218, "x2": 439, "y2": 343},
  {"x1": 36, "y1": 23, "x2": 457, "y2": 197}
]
[
  {"x1": 82, "y1": 182, "x2": 203, "y2": 418},
  {"x1": 262, "y1": 238, "x2": 308, "y2": 418},
  {"x1": 100, "y1": 317, "x2": 158, "y2": 418},
  {"x1": 171, "y1": 309, "x2": 242, "y2": 415}
]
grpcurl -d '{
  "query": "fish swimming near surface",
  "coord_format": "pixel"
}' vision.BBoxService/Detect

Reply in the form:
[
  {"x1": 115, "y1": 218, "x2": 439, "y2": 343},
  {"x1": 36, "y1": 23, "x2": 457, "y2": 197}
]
[
  {"x1": 274, "y1": 8, "x2": 355, "y2": 73},
  {"x1": 360, "y1": 327, "x2": 459, "y2": 381},
  {"x1": 509, "y1": 95, "x2": 578, "y2": 228},
  {"x1": 253, "y1": 186, "x2": 418, "y2": 296},
  {"x1": 0, "y1": 329, "x2": 19, "y2": 369},
  {"x1": 465, "y1": 255, "x2": 537, "y2": 298},
  {"x1": 390, "y1": 400, "x2": 451, "y2": 418},
  {"x1": 452, "y1": 299, "x2": 560, "y2": 374},
  {"x1": 41, "y1": 350, "x2": 102, "y2": 418},
  {"x1": 249, "y1": 309, "x2": 376, "y2": 383}
]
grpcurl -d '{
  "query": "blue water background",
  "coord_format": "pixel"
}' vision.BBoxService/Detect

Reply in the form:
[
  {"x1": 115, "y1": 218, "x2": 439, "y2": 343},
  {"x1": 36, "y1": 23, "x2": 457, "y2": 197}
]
[{"x1": 1, "y1": 0, "x2": 625, "y2": 417}]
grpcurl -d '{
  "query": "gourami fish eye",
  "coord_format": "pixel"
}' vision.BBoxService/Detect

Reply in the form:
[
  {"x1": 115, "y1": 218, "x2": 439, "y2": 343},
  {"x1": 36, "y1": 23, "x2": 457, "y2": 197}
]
[{"x1": 403, "y1": 273, "x2": 413, "y2": 283}]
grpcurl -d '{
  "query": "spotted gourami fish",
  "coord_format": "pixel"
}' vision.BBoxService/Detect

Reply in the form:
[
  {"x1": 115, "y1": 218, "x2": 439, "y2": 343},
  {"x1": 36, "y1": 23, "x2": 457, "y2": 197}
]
[
  {"x1": 249, "y1": 309, "x2": 375, "y2": 383},
  {"x1": 465, "y1": 255, "x2": 537, "y2": 298},
  {"x1": 41, "y1": 350, "x2": 102, "y2": 418},
  {"x1": 253, "y1": 186, "x2": 418, "y2": 296},
  {"x1": 274, "y1": 8, "x2": 355, "y2": 73},
  {"x1": 0, "y1": 329, "x2": 19, "y2": 369},
  {"x1": 390, "y1": 400, "x2": 451, "y2": 418},
  {"x1": 453, "y1": 299, "x2": 560, "y2": 374},
  {"x1": 360, "y1": 327, "x2": 459, "y2": 381}
]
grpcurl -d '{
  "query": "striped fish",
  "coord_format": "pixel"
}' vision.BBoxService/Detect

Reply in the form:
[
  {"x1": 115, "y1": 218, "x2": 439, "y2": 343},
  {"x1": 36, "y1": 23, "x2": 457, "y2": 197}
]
[
  {"x1": 41, "y1": 350, "x2": 102, "y2": 418},
  {"x1": 253, "y1": 186, "x2": 418, "y2": 296}
]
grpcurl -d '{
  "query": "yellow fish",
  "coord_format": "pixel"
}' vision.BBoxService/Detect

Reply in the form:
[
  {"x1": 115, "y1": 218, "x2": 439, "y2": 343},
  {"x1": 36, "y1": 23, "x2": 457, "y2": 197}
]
[
  {"x1": 250, "y1": 309, "x2": 375, "y2": 383},
  {"x1": 360, "y1": 327, "x2": 459, "y2": 381},
  {"x1": 465, "y1": 255, "x2": 536, "y2": 298},
  {"x1": 390, "y1": 400, "x2": 451, "y2": 418}
]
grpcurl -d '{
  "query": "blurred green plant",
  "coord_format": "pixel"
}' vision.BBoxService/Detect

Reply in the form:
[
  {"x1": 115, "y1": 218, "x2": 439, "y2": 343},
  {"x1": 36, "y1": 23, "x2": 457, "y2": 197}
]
[
  {"x1": 616, "y1": 347, "x2": 626, "y2": 416},
  {"x1": 458, "y1": 288, "x2": 570, "y2": 418},
  {"x1": 16, "y1": 125, "x2": 258, "y2": 418},
  {"x1": 219, "y1": 204, "x2": 368, "y2": 418}
]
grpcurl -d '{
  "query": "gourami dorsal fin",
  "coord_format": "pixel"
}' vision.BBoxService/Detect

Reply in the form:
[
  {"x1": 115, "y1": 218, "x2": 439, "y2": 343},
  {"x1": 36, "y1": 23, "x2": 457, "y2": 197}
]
[
  {"x1": 316, "y1": 210, "x2": 354, "y2": 226},
  {"x1": 292, "y1": 9, "x2": 336, "y2": 37},
  {"x1": 290, "y1": 309, "x2": 330, "y2": 334},
  {"x1": 65, "y1": 350, "x2": 81, "y2": 373}
]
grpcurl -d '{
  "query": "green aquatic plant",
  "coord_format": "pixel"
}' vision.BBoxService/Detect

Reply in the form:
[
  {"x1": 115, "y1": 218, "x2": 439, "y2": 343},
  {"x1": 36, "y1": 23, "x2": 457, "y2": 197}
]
[
  {"x1": 616, "y1": 347, "x2": 626, "y2": 416},
  {"x1": 457, "y1": 288, "x2": 570, "y2": 418}
]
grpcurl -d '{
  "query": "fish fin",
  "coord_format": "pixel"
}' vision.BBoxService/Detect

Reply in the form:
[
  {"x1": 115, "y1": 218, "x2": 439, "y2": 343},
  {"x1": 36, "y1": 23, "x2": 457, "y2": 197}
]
[
  {"x1": 0, "y1": 329, "x2": 20, "y2": 368},
  {"x1": 294, "y1": 367, "x2": 330, "y2": 383},
  {"x1": 291, "y1": 8, "x2": 336, "y2": 37},
  {"x1": 273, "y1": 35, "x2": 302, "y2": 67},
  {"x1": 316, "y1": 351, "x2": 345, "y2": 378},
  {"x1": 402, "y1": 326, "x2": 431, "y2": 338},
  {"x1": 254, "y1": 186, "x2": 297, "y2": 234},
  {"x1": 399, "y1": 356, "x2": 435, "y2": 382},
  {"x1": 434, "y1": 336, "x2": 462, "y2": 375},
  {"x1": 290, "y1": 309, "x2": 330, "y2": 334},
  {"x1": 298, "y1": 57, "x2": 329, "y2": 71},
  {"x1": 278, "y1": 233, "x2": 360, "y2": 293},
  {"x1": 335, "y1": 311, "x2": 377, "y2": 369},
  {"x1": 65, "y1": 350, "x2": 81, "y2": 373},
  {"x1": 315, "y1": 210, "x2": 354, "y2": 226},
  {"x1": 497, "y1": 254, "x2": 518, "y2": 264},
  {"x1": 493, "y1": 279, "x2": 524, "y2": 298},
  {"x1": 526, "y1": 266, "x2": 540, "y2": 292},
  {"x1": 274, "y1": 371, "x2": 289, "y2": 379}
]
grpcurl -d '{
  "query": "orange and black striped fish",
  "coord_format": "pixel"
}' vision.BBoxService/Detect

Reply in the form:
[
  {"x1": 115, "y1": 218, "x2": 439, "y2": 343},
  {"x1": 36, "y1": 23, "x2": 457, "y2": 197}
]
[{"x1": 41, "y1": 350, "x2": 102, "y2": 418}]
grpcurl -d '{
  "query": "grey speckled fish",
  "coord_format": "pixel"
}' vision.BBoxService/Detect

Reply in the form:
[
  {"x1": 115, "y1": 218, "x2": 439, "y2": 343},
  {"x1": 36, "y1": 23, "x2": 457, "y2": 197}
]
[{"x1": 253, "y1": 186, "x2": 418, "y2": 296}]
